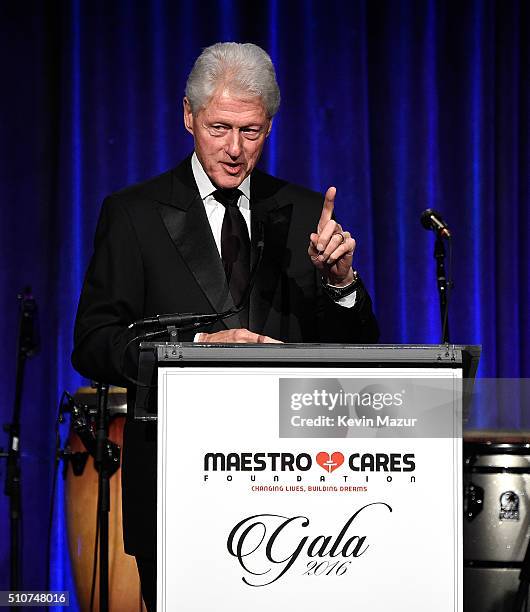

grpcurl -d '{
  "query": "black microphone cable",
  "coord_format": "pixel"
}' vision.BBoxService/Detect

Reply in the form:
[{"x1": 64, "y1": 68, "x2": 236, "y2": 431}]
[
  {"x1": 441, "y1": 237, "x2": 453, "y2": 345},
  {"x1": 45, "y1": 392, "x2": 63, "y2": 592}
]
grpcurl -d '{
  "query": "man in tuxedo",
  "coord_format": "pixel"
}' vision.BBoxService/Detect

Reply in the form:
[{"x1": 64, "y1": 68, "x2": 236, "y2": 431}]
[{"x1": 72, "y1": 42, "x2": 378, "y2": 609}]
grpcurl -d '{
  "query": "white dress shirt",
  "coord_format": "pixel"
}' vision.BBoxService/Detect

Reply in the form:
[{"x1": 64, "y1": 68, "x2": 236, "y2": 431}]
[
  {"x1": 190, "y1": 152, "x2": 356, "y2": 313},
  {"x1": 191, "y1": 152, "x2": 251, "y2": 255}
]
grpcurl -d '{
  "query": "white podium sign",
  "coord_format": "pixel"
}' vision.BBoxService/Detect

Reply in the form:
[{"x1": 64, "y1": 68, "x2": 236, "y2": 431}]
[{"x1": 157, "y1": 366, "x2": 463, "y2": 611}]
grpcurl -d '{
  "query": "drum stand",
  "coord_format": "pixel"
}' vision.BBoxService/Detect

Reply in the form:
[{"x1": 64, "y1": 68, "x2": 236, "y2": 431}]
[
  {"x1": 94, "y1": 382, "x2": 120, "y2": 612},
  {"x1": 60, "y1": 389, "x2": 121, "y2": 611}
]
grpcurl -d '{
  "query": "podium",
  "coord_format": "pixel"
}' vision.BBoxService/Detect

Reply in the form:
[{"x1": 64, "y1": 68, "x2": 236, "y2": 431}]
[{"x1": 137, "y1": 343, "x2": 480, "y2": 611}]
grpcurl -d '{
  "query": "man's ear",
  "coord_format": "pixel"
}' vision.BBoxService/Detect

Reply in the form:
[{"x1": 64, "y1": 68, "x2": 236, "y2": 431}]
[
  {"x1": 265, "y1": 117, "x2": 273, "y2": 138},
  {"x1": 183, "y1": 97, "x2": 194, "y2": 135}
]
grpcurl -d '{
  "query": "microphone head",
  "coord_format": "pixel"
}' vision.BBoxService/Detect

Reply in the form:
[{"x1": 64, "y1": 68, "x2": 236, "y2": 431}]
[
  {"x1": 420, "y1": 208, "x2": 451, "y2": 238},
  {"x1": 421, "y1": 208, "x2": 438, "y2": 230}
]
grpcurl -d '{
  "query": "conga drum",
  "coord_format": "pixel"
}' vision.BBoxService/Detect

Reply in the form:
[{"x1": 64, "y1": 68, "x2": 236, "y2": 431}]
[
  {"x1": 65, "y1": 387, "x2": 146, "y2": 611},
  {"x1": 463, "y1": 431, "x2": 530, "y2": 612}
]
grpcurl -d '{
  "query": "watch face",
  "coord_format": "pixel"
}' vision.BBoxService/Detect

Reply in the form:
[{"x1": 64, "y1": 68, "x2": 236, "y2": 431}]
[{"x1": 326, "y1": 286, "x2": 350, "y2": 300}]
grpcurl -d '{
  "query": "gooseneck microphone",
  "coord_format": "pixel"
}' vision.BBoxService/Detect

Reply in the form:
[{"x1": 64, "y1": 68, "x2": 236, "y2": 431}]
[
  {"x1": 128, "y1": 223, "x2": 266, "y2": 332},
  {"x1": 420, "y1": 209, "x2": 452, "y2": 239},
  {"x1": 119, "y1": 226, "x2": 266, "y2": 388},
  {"x1": 128, "y1": 311, "x2": 220, "y2": 330}
]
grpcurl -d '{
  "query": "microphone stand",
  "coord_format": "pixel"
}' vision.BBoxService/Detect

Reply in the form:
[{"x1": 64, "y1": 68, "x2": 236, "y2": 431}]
[
  {"x1": 93, "y1": 381, "x2": 116, "y2": 612},
  {"x1": 421, "y1": 210, "x2": 452, "y2": 344},
  {"x1": 2, "y1": 288, "x2": 39, "y2": 593},
  {"x1": 434, "y1": 235, "x2": 451, "y2": 344}
]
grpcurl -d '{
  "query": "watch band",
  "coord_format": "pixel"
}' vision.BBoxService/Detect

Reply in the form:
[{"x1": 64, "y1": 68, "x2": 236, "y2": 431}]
[{"x1": 322, "y1": 270, "x2": 360, "y2": 301}]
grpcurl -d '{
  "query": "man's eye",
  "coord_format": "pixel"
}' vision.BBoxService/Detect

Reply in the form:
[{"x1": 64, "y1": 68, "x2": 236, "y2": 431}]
[
  {"x1": 207, "y1": 125, "x2": 229, "y2": 135},
  {"x1": 241, "y1": 128, "x2": 261, "y2": 140}
]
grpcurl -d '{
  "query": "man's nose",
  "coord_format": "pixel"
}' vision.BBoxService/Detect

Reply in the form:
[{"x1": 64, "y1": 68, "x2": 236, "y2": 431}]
[{"x1": 226, "y1": 129, "x2": 242, "y2": 158}]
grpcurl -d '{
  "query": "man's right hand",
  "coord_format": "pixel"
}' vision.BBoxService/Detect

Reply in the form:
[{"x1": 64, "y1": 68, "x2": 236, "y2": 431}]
[{"x1": 196, "y1": 329, "x2": 283, "y2": 343}]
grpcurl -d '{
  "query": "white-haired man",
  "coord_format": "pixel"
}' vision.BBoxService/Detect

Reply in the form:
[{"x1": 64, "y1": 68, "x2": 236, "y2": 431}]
[{"x1": 72, "y1": 42, "x2": 378, "y2": 610}]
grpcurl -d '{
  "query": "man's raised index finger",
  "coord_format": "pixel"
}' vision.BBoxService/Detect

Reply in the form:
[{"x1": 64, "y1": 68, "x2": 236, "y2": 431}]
[{"x1": 318, "y1": 186, "x2": 336, "y2": 230}]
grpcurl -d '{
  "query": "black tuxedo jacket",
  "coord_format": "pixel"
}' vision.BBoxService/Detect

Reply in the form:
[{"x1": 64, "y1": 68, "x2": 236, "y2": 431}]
[{"x1": 72, "y1": 156, "x2": 378, "y2": 557}]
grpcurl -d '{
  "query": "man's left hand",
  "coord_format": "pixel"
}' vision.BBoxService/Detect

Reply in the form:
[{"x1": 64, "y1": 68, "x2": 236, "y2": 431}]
[{"x1": 308, "y1": 186, "x2": 356, "y2": 286}]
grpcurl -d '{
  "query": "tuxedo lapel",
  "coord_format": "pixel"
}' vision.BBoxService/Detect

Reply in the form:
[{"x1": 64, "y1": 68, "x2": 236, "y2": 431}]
[
  {"x1": 155, "y1": 159, "x2": 293, "y2": 334},
  {"x1": 157, "y1": 158, "x2": 240, "y2": 329}
]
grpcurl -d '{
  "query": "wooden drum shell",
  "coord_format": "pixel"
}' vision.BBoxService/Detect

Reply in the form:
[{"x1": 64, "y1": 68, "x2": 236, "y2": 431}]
[{"x1": 65, "y1": 388, "x2": 145, "y2": 612}]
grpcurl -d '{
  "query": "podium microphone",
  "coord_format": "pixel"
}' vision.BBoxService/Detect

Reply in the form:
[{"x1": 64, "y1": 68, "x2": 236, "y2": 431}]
[
  {"x1": 128, "y1": 311, "x2": 220, "y2": 330},
  {"x1": 128, "y1": 223, "x2": 266, "y2": 332},
  {"x1": 120, "y1": 226, "x2": 266, "y2": 388},
  {"x1": 420, "y1": 209, "x2": 452, "y2": 239}
]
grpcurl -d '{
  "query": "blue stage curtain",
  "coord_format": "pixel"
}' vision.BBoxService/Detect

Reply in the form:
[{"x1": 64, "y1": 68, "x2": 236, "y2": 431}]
[{"x1": 0, "y1": 0, "x2": 528, "y2": 598}]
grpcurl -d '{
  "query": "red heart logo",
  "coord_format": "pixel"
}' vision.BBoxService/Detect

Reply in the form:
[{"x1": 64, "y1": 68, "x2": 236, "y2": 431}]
[{"x1": 316, "y1": 451, "x2": 344, "y2": 473}]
